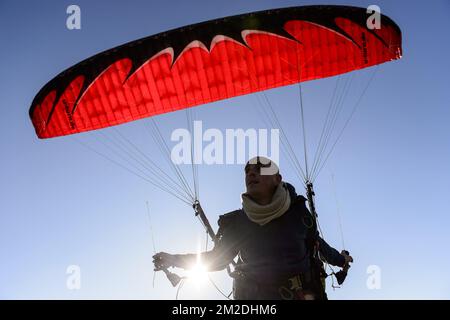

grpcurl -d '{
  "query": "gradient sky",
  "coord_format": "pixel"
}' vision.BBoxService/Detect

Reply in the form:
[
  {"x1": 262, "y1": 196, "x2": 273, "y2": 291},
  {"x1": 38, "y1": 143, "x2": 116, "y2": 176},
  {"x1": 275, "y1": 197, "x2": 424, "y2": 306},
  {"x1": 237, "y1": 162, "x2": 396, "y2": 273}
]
[{"x1": 1, "y1": 0, "x2": 449, "y2": 299}]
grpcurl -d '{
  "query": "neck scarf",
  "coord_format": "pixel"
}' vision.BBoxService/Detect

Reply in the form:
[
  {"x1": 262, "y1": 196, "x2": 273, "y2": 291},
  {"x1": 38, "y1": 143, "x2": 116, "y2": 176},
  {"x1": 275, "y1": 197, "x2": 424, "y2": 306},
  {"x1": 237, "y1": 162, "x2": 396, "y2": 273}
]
[{"x1": 241, "y1": 182, "x2": 291, "y2": 226}]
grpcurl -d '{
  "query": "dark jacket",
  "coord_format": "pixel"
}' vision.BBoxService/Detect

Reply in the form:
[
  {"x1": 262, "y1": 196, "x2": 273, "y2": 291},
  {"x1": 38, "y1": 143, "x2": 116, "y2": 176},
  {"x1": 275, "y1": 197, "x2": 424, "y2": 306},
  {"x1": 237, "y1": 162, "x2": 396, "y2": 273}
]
[{"x1": 178, "y1": 183, "x2": 345, "y2": 299}]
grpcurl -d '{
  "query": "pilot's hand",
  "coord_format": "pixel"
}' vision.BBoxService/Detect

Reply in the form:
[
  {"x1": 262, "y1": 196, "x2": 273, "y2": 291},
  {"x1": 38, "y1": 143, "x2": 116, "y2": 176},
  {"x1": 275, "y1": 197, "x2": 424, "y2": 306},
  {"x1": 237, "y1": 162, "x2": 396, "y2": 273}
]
[
  {"x1": 341, "y1": 250, "x2": 353, "y2": 265},
  {"x1": 152, "y1": 252, "x2": 177, "y2": 271}
]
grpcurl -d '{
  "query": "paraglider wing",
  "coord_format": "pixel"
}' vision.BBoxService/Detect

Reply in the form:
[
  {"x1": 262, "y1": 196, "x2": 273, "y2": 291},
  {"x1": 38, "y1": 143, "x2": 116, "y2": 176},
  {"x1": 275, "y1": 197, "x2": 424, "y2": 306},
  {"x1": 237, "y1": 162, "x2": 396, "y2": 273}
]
[{"x1": 29, "y1": 5, "x2": 401, "y2": 139}]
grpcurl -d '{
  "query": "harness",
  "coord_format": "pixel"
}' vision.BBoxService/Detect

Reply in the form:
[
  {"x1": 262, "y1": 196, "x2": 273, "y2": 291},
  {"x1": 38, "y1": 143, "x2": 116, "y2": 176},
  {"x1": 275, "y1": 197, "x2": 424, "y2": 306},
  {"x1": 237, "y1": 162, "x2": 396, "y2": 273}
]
[{"x1": 229, "y1": 195, "x2": 329, "y2": 300}]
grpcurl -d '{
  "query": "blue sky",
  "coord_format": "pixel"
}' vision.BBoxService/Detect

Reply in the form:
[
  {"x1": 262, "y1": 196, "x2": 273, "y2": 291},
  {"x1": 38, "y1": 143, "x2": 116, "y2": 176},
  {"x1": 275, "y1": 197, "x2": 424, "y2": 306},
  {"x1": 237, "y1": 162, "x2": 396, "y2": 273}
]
[{"x1": 1, "y1": 0, "x2": 449, "y2": 299}]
